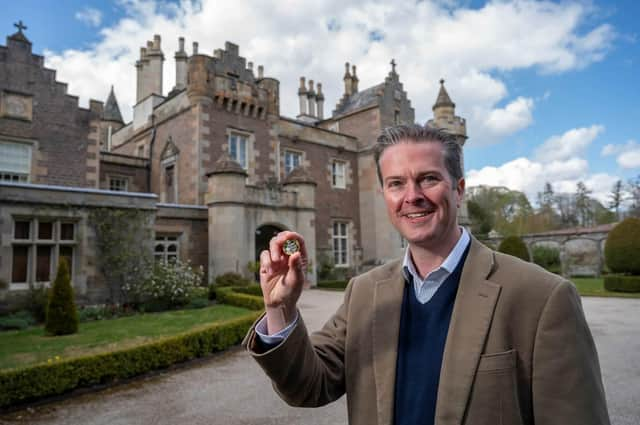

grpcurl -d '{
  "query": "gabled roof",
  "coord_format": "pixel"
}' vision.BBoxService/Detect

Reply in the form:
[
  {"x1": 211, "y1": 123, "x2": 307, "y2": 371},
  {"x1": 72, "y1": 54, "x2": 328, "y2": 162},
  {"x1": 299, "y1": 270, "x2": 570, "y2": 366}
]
[
  {"x1": 433, "y1": 79, "x2": 455, "y2": 110},
  {"x1": 103, "y1": 86, "x2": 124, "y2": 123},
  {"x1": 333, "y1": 83, "x2": 384, "y2": 116}
]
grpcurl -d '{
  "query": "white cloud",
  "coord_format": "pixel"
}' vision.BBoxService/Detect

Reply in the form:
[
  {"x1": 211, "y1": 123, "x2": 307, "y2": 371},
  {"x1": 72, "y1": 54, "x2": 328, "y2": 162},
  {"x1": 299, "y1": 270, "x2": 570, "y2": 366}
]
[
  {"x1": 484, "y1": 97, "x2": 534, "y2": 137},
  {"x1": 466, "y1": 156, "x2": 618, "y2": 205},
  {"x1": 41, "y1": 0, "x2": 614, "y2": 137},
  {"x1": 618, "y1": 149, "x2": 640, "y2": 169},
  {"x1": 75, "y1": 7, "x2": 103, "y2": 27},
  {"x1": 534, "y1": 125, "x2": 604, "y2": 162},
  {"x1": 599, "y1": 140, "x2": 640, "y2": 169}
]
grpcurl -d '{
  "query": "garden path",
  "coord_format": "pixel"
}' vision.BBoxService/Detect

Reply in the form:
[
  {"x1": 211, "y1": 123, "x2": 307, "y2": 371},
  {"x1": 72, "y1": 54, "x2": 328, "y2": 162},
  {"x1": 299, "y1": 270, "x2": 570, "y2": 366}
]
[{"x1": 0, "y1": 292, "x2": 638, "y2": 425}]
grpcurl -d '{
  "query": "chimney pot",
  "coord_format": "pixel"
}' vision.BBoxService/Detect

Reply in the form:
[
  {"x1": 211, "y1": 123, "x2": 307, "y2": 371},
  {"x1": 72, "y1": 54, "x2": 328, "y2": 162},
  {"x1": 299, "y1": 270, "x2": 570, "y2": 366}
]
[
  {"x1": 193, "y1": 42, "x2": 199, "y2": 55},
  {"x1": 248, "y1": 61, "x2": 253, "y2": 70},
  {"x1": 153, "y1": 34, "x2": 161, "y2": 49},
  {"x1": 258, "y1": 65, "x2": 264, "y2": 79},
  {"x1": 178, "y1": 37, "x2": 185, "y2": 52}
]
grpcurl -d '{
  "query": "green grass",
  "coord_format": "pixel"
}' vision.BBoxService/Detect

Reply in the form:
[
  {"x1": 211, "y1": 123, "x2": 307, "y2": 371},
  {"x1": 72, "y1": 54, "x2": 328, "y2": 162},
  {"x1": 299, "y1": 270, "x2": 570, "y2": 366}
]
[
  {"x1": 571, "y1": 277, "x2": 640, "y2": 298},
  {"x1": 0, "y1": 305, "x2": 250, "y2": 370}
]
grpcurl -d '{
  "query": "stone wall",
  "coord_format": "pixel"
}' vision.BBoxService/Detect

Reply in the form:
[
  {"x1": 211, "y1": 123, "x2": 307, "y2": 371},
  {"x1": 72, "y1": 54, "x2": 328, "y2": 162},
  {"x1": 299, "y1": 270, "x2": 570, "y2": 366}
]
[
  {"x1": 0, "y1": 34, "x2": 102, "y2": 188},
  {"x1": 0, "y1": 181, "x2": 157, "y2": 311}
]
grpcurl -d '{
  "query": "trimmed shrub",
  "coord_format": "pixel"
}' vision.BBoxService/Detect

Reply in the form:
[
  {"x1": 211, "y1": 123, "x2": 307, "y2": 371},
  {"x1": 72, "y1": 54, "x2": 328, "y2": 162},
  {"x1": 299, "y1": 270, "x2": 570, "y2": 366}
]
[
  {"x1": 317, "y1": 280, "x2": 349, "y2": 290},
  {"x1": 532, "y1": 246, "x2": 561, "y2": 274},
  {"x1": 0, "y1": 317, "x2": 29, "y2": 331},
  {"x1": 214, "y1": 287, "x2": 264, "y2": 311},
  {"x1": 604, "y1": 218, "x2": 640, "y2": 275},
  {"x1": 604, "y1": 275, "x2": 640, "y2": 293},
  {"x1": 0, "y1": 311, "x2": 36, "y2": 331},
  {"x1": 498, "y1": 236, "x2": 530, "y2": 262},
  {"x1": 45, "y1": 259, "x2": 79, "y2": 336},
  {"x1": 214, "y1": 272, "x2": 253, "y2": 287},
  {"x1": 0, "y1": 312, "x2": 261, "y2": 408},
  {"x1": 231, "y1": 285, "x2": 263, "y2": 297},
  {"x1": 186, "y1": 297, "x2": 209, "y2": 309}
]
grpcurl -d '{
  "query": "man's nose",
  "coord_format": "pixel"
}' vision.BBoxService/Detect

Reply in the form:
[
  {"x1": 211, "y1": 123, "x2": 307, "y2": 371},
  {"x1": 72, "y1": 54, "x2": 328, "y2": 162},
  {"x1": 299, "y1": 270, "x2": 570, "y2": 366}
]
[{"x1": 404, "y1": 181, "x2": 425, "y2": 204}]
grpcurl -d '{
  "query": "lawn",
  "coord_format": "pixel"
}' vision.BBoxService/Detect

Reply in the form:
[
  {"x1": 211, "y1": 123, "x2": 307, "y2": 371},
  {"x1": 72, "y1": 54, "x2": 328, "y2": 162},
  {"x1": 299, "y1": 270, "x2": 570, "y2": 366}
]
[
  {"x1": 0, "y1": 305, "x2": 251, "y2": 370},
  {"x1": 571, "y1": 277, "x2": 640, "y2": 299}
]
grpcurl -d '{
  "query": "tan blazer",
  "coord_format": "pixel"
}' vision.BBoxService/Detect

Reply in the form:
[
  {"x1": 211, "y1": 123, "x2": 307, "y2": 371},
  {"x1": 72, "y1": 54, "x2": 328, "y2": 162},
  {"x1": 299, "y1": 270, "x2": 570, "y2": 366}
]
[{"x1": 244, "y1": 238, "x2": 610, "y2": 425}]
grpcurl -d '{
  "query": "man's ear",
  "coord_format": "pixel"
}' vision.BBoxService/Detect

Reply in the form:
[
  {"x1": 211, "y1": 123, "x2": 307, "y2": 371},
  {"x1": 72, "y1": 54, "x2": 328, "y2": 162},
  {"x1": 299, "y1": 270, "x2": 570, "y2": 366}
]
[{"x1": 456, "y1": 178, "x2": 465, "y2": 207}]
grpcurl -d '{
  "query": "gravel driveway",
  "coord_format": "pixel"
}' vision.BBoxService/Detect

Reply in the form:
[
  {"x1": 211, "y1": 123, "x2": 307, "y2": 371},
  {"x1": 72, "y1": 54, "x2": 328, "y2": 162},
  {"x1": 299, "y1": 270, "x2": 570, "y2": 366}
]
[{"x1": 0, "y1": 291, "x2": 637, "y2": 425}]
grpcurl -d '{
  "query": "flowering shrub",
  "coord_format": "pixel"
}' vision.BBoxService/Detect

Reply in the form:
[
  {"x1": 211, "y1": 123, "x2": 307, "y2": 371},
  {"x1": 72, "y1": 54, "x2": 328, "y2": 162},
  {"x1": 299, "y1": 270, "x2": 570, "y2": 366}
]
[{"x1": 123, "y1": 260, "x2": 204, "y2": 309}]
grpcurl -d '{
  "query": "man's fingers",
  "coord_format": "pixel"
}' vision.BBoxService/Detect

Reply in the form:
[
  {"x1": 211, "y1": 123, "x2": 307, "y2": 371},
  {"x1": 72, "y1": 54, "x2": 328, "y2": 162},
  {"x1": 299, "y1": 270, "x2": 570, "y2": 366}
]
[
  {"x1": 287, "y1": 252, "x2": 306, "y2": 285},
  {"x1": 259, "y1": 250, "x2": 272, "y2": 284}
]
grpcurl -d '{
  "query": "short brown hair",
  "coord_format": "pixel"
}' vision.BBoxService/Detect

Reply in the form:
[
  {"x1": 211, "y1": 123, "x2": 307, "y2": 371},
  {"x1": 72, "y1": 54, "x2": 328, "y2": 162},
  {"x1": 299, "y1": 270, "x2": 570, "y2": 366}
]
[{"x1": 373, "y1": 124, "x2": 463, "y2": 185}]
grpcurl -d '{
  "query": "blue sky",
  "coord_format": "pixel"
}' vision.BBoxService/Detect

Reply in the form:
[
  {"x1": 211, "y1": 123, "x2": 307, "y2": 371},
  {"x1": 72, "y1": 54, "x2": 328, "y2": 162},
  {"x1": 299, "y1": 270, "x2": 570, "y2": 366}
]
[{"x1": 2, "y1": 0, "x2": 638, "y2": 204}]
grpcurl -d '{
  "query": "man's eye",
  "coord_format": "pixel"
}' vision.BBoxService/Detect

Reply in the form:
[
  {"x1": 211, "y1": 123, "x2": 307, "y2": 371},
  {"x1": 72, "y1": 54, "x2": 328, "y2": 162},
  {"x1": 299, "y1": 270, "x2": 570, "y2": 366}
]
[
  {"x1": 420, "y1": 176, "x2": 439, "y2": 185},
  {"x1": 387, "y1": 181, "x2": 402, "y2": 188}
]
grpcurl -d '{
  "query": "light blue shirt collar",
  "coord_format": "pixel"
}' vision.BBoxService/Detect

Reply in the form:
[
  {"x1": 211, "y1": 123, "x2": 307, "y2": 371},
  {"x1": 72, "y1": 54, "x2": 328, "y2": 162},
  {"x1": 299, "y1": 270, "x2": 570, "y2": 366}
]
[{"x1": 402, "y1": 227, "x2": 471, "y2": 303}]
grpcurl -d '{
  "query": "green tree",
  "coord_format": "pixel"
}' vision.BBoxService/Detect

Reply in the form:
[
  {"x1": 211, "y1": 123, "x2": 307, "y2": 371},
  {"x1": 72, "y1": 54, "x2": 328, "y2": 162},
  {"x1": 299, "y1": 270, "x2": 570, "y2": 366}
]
[
  {"x1": 628, "y1": 175, "x2": 640, "y2": 217},
  {"x1": 45, "y1": 258, "x2": 79, "y2": 336},
  {"x1": 609, "y1": 180, "x2": 623, "y2": 220},
  {"x1": 575, "y1": 182, "x2": 594, "y2": 227}
]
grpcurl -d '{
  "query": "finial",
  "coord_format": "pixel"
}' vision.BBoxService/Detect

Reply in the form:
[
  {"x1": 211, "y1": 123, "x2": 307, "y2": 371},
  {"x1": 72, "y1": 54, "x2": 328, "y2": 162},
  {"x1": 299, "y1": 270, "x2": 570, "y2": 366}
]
[
  {"x1": 390, "y1": 58, "x2": 396, "y2": 73},
  {"x1": 440, "y1": 78, "x2": 445, "y2": 85},
  {"x1": 14, "y1": 20, "x2": 27, "y2": 34},
  {"x1": 352, "y1": 65, "x2": 357, "y2": 77},
  {"x1": 344, "y1": 62, "x2": 351, "y2": 76}
]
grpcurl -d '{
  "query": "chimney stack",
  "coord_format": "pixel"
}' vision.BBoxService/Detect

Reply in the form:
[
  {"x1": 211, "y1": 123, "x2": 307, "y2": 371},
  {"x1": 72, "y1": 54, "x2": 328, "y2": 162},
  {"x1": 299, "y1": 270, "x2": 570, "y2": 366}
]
[
  {"x1": 192, "y1": 41, "x2": 199, "y2": 55},
  {"x1": 316, "y1": 82, "x2": 324, "y2": 119},
  {"x1": 307, "y1": 79, "x2": 316, "y2": 117},
  {"x1": 144, "y1": 34, "x2": 164, "y2": 97},
  {"x1": 298, "y1": 77, "x2": 308, "y2": 115},
  {"x1": 258, "y1": 65, "x2": 264, "y2": 79},
  {"x1": 174, "y1": 36, "x2": 188, "y2": 91},
  {"x1": 343, "y1": 62, "x2": 353, "y2": 96},
  {"x1": 351, "y1": 64, "x2": 359, "y2": 93}
]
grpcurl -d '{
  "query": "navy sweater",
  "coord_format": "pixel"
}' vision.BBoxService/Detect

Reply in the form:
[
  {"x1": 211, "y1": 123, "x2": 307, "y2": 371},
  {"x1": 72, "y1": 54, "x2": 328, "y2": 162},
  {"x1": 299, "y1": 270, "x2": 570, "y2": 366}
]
[{"x1": 393, "y1": 247, "x2": 469, "y2": 425}]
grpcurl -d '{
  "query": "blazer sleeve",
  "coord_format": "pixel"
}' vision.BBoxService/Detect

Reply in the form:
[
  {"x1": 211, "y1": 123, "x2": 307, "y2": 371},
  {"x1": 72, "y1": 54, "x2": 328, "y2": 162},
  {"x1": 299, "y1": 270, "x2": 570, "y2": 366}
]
[
  {"x1": 243, "y1": 278, "x2": 354, "y2": 407},
  {"x1": 531, "y1": 279, "x2": 610, "y2": 424}
]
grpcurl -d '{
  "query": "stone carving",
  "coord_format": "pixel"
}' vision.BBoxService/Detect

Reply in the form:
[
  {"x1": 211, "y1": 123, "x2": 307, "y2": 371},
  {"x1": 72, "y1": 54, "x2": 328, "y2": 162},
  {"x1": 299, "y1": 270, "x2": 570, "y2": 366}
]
[{"x1": 1, "y1": 91, "x2": 33, "y2": 121}]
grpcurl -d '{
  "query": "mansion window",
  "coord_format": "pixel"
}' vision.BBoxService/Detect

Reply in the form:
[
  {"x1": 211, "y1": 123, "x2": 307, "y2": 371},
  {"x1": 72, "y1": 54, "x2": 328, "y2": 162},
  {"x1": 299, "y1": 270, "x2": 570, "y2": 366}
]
[
  {"x1": 284, "y1": 150, "x2": 302, "y2": 175},
  {"x1": 109, "y1": 176, "x2": 129, "y2": 192},
  {"x1": 0, "y1": 140, "x2": 31, "y2": 182},
  {"x1": 332, "y1": 221, "x2": 349, "y2": 267},
  {"x1": 332, "y1": 160, "x2": 346, "y2": 189},
  {"x1": 10, "y1": 218, "x2": 76, "y2": 287},
  {"x1": 228, "y1": 133, "x2": 248, "y2": 170},
  {"x1": 154, "y1": 235, "x2": 179, "y2": 264}
]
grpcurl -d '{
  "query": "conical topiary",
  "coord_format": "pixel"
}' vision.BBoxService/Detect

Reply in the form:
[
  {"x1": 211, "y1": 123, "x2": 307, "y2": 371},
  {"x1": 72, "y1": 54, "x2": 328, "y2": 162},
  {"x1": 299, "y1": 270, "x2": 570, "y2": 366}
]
[
  {"x1": 45, "y1": 258, "x2": 79, "y2": 335},
  {"x1": 498, "y1": 235, "x2": 530, "y2": 262}
]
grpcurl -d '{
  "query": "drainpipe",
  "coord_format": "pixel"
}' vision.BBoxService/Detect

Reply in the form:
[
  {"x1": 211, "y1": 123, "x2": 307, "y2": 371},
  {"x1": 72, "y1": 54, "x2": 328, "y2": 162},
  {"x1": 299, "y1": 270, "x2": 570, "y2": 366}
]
[{"x1": 147, "y1": 114, "x2": 157, "y2": 192}]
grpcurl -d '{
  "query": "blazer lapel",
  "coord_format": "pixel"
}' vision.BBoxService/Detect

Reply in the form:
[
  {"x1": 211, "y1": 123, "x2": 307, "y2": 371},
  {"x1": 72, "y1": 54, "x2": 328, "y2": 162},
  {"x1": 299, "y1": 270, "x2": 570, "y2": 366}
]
[
  {"x1": 435, "y1": 238, "x2": 501, "y2": 425},
  {"x1": 372, "y1": 263, "x2": 405, "y2": 425}
]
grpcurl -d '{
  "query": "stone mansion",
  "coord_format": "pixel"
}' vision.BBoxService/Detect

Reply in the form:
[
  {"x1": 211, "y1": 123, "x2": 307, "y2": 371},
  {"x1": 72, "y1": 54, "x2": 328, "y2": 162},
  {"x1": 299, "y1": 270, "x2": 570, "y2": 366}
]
[{"x1": 0, "y1": 25, "x2": 468, "y2": 307}]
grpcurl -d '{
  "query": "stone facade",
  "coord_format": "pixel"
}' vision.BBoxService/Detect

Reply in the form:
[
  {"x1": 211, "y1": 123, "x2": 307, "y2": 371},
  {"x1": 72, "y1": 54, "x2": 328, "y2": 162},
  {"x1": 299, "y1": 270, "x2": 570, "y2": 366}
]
[{"x1": 0, "y1": 27, "x2": 471, "y2": 306}]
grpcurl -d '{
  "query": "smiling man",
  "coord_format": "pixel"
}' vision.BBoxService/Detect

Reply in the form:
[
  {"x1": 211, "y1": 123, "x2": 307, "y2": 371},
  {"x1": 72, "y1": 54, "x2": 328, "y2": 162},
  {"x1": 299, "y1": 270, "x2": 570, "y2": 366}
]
[{"x1": 244, "y1": 124, "x2": 610, "y2": 425}]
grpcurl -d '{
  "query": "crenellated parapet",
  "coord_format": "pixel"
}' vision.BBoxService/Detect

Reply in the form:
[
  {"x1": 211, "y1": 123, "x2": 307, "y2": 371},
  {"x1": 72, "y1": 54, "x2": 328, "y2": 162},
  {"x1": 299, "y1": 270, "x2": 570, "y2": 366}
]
[{"x1": 187, "y1": 41, "x2": 278, "y2": 118}]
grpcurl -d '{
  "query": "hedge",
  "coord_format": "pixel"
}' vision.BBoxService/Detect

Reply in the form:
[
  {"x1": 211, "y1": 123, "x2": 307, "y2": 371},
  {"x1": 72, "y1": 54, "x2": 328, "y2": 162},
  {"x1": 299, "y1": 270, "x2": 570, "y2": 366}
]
[
  {"x1": 604, "y1": 218, "x2": 640, "y2": 274},
  {"x1": 214, "y1": 286, "x2": 264, "y2": 311},
  {"x1": 230, "y1": 285, "x2": 263, "y2": 297},
  {"x1": 0, "y1": 286, "x2": 265, "y2": 408},
  {"x1": 604, "y1": 275, "x2": 640, "y2": 293},
  {"x1": 317, "y1": 280, "x2": 349, "y2": 290}
]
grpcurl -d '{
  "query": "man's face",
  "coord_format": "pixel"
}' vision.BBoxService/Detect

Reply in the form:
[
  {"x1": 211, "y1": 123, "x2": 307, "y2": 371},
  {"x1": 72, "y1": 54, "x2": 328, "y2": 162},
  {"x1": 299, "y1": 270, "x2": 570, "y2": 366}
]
[{"x1": 379, "y1": 140, "x2": 464, "y2": 252}]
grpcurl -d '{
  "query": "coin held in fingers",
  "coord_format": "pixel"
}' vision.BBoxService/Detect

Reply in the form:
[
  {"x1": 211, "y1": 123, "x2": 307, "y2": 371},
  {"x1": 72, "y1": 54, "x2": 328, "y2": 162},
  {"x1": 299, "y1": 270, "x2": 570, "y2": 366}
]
[{"x1": 282, "y1": 239, "x2": 300, "y2": 256}]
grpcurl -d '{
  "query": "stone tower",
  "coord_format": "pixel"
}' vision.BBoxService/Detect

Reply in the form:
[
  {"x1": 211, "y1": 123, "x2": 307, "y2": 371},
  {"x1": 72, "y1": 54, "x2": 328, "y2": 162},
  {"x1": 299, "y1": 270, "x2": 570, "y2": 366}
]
[{"x1": 426, "y1": 79, "x2": 469, "y2": 225}]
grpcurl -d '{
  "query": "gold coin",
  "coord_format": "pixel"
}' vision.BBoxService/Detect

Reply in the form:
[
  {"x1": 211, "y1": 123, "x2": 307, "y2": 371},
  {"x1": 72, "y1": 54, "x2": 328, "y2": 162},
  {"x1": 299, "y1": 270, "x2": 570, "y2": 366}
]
[{"x1": 283, "y1": 239, "x2": 300, "y2": 255}]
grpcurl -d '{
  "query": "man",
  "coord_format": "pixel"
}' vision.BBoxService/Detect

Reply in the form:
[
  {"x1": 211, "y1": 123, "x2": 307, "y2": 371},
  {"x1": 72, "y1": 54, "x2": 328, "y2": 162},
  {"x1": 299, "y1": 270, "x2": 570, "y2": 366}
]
[{"x1": 244, "y1": 124, "x2": 610, "y2": 425}]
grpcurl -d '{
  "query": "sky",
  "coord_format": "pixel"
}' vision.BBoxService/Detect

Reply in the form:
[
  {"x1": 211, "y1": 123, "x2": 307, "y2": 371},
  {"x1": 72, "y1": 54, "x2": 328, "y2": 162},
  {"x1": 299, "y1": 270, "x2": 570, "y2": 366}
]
[{"x1": 2, "y1": 0, "x2": 638, "y2": 206}]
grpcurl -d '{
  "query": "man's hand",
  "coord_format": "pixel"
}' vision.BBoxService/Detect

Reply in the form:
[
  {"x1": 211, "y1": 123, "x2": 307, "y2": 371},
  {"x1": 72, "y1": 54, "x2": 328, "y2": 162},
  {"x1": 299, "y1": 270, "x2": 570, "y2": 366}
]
[{"x1": 260, "y1": 231, "x2": 307, "y2": 335}]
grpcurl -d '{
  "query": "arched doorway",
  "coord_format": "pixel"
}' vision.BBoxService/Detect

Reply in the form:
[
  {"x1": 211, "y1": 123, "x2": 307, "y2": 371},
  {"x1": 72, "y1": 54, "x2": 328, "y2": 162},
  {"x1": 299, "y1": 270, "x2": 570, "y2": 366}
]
[{"x1": 254, "y1": 224, "x2": 285, "y2": 278}]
